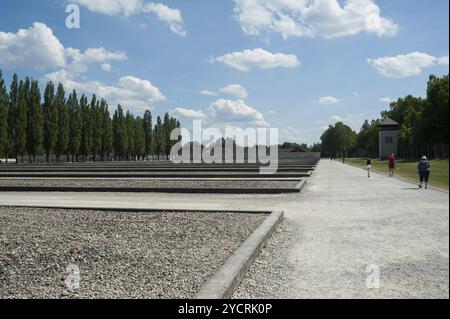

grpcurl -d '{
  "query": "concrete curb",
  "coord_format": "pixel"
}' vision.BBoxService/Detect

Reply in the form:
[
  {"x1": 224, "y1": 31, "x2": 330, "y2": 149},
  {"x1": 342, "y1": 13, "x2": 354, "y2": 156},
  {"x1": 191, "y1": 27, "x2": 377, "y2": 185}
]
[
  {"x1": 0, "y1": 173, "x2": 311, "y2": 178},
  {"x1": 0, "y1": 204, "x2": 271, "y2": 215},
  {"x1": 0, "y1": 186, "x2": 302, "y2": 194},
  {"x1": 295, "y1": 179, "x2": 308, "y2": 191},
  {"x1": 195, "y1": 210, "x2": 284, "y2": 299}
]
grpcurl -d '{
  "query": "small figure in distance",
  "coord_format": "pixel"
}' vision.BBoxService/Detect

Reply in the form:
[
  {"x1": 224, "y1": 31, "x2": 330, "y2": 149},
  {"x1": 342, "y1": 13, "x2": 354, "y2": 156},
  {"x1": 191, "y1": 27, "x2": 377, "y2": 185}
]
[
  {"x1": 418, "y1": 155, "x2": 431, "y2": 189},
  {"x1": 388, "y1": 153, "x2": 396, "y2": 177},
  {"x1": 366, "y1": 157, "x2": 372, "y2": 178}
]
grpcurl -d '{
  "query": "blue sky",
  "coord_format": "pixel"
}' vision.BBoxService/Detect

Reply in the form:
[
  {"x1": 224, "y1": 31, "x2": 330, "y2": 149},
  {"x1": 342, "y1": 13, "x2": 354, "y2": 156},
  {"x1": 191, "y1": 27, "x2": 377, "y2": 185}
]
[{"x1": 0, "y1": 0, "x2": 448, "y2": 144}]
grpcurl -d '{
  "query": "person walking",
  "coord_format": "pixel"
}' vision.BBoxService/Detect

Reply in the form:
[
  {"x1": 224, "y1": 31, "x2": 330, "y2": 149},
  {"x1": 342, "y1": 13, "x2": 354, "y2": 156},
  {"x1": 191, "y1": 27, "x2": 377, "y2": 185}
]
[
  {"x1": 418, "y1": 155, "x2": 431, "y2": 189},
  {"x1": 388, "y1": 153, "x2": 396, "y2": 177},
  {"x1": 366, "y1": 158, "x2": 372, "y2": 177}
]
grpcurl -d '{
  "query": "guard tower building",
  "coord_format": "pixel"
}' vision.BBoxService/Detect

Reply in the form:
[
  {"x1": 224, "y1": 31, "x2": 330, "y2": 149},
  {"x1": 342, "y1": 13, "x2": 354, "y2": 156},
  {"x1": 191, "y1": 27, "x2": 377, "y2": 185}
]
[{"x1": 379, "y1": 117, "x2": 400, "y2": 160}]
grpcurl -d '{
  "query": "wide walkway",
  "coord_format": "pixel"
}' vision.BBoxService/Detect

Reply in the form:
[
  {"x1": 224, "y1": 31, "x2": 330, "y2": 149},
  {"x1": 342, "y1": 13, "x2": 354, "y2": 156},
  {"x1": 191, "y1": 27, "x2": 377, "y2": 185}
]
[
  {"x1": 283, "y1": 160, "x2": 449, "y2": 298},
  {"x1": 0, "y1": 160, "x2": 448, "y2": 298}
]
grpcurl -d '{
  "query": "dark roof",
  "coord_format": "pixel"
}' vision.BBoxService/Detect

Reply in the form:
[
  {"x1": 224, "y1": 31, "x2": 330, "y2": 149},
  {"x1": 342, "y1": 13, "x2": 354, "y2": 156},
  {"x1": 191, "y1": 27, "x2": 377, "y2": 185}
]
[{"x1": 380, "y1": 117, "x2": 399, "y2": 126}]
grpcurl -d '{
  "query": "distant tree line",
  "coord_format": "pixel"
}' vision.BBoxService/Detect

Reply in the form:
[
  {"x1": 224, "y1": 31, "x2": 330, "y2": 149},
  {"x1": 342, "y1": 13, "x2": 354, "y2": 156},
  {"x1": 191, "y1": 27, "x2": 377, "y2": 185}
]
[
  {"x1": 0, "y1": 71, "x2": 180, "y2": 162},
  {"x1": 320, "y1": 74, "x2": 449, "y2": 159}
]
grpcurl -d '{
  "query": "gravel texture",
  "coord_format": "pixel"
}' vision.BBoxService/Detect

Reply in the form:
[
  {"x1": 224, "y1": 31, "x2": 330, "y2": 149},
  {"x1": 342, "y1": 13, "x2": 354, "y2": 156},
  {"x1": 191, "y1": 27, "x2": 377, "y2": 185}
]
[
  {"x1": 0, "y1": 207, "x2": 266, "y2": 299},
  {"x1": 0, "y1": 179, "x2": 300, "y2": 189},
  {"x1": 232, "y1": 220, "x2": 299, "y2": 299}
]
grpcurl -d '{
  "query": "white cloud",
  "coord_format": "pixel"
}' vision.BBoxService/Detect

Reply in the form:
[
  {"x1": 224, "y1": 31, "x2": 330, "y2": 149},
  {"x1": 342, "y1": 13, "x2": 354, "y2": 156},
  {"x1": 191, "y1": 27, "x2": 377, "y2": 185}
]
[
  {"x1": 173, "y1": 107, "x2": 207, "y2": 120},
  {"x1": 72, "y1": 0, "x2": 186, "y2": 36},
  {"x1": 0, "y1": 22, "x2": 127, "y2": 74},
  {"x1": 65, "y1": 47, "x2": 126, "y2": 75},
  {"x1": 175, "y1": 98, "x2": 270, "y2": 128},
  {"x1": 214, "y1": 48, "x2": 300, "y2": 71},
  {"x1": 267, "y1": 110, "x2": 277, "y2": 115},
  {"x1": 367, "y1": 52, "x2": 449, "y2": 78},
  {"x1": 323, "y1": 113, "x2": 364, "y2": 128},
  {"x1": 437, "y1": 56, "x2": 449, "y2": 66},
  {"x1": 315, "y1": 96, "x2": 340, "y2": 105},
  {"x1": 200, "y1": 90, "x2": 218, "y2": 96},
  {"x1": 219, "y1": 84, "x2": 248, "y2": 99},
  {"x1": 101, "y1": 63, "x2": 112, "y2": 72},
  {"x1": 71, "y1": 0, "x2": 143, "y2": 16},
  {"x1": 380, "y1": 97, "x2": 395, "y2": 104},
  {"x1": 143, "y1": 2, "x2": 186, "y2": 37},
  {"x1": 279, "y1": 126, "x2": 307, "y2": 143},
  {"x1": 208, "y1": 98, "x2": 269, "y2": 127},
  {"x1": 0, "y1": 22, "x2": 65, "y2": 69},
  {"x1": 234, "y1": 0, "x2": 398, "y2": 40},
  {"x1": 44, "y1": 70, "x2": 166, "y2": 112}
]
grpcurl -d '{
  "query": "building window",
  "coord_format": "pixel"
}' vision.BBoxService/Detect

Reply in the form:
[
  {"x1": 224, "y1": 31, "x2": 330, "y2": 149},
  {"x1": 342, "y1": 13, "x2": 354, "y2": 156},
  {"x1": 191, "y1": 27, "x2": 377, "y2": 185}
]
[{"x1": 385, "y1": 136, "x2": 393, "y2": 143}]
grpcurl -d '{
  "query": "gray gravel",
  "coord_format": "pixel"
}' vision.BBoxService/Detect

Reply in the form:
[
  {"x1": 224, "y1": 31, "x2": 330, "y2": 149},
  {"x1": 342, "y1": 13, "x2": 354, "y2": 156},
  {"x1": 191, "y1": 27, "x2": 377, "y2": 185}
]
[
  {"x1": 0, "y1": 207, "x2": 266, "y2": 299},
  {"x1": 232, "y1": 220, "x2": 299, "y2": 299},
  {"x1": 0, "y1": 179, "x2": 300, "y2": 189}
]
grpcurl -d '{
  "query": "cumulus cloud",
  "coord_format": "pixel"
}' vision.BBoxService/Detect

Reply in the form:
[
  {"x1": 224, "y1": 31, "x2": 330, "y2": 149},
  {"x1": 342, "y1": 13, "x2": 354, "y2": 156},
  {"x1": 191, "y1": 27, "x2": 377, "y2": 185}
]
[
  {"x1": 234, "y1": 0, "x2": 398, "y2": 40},
  {"x1": 367, "y1": 52, "x2": 449, "y2": 78},
  {"x1": 279, "y1": 126, "x2": 307, "y2": 143},
  {"x1": 200, "y1": 90, "x2": 218, "y2": 96},
  {"x1": 65, "y1": 47, "x2": 126, "y2": 75},
  {"x1": 0, "y1": 22, "x2": 127, "y2": 74},
  {"x1": 213, "y1": 48, "x2": 300, "y2": 71},
  {"x1": 72, "y1": 0, "x2": 186, "y2": 36},
  {"x1": 0, "y1": 22, "x2": 66, "y2": 69},
  {"x1": 315, "y1": 96, "x2": 340, "y2": 105},
  {"x1": 173, "y1": 107, "x2": 207, "y2": 120},
  {"x1": 437, "y1": 56, "x2": 449, "y2": 66},
  {"x1": 208, "y1": 99, "x2": 269, "y2": 127},
  {"x1": 44, "y1": 70, "x2": 166, "y2": 112},
  {"x1": 324, "y1": 113, "x2": 363, "y2": 127},
  {"x1": 219, "y1": 84, "x2": 248, "y2": 99},
  {"x1": 142, "y1": 2, "x2": 186, "y2": 37},
  {"x1": 380, "y1": 97, "x2": 395, "y2": 104},
  {"x1": 101, "y1": 63, "x2": 113, "y2": 72},
  {"x1": 174, "y1": 99, "x2": 270, "y2": 128}
]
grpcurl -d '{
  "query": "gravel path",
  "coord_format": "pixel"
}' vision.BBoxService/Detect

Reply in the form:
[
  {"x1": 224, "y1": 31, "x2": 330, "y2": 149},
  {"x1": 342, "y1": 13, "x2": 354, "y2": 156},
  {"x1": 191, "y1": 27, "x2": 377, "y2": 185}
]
[
  {"x1": 0, "y1": 179, "x2": 300, "y2": 189},
  {"x1": 0, "y1": 207, "x2": 266, "y2": 299}
]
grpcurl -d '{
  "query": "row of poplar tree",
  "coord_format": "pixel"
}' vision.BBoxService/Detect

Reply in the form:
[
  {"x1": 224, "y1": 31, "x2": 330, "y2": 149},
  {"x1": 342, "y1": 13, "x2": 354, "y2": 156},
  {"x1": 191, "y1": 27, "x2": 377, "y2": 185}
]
[{"x1": 0, "y1": 71, "x2": 181, "y2": 162}]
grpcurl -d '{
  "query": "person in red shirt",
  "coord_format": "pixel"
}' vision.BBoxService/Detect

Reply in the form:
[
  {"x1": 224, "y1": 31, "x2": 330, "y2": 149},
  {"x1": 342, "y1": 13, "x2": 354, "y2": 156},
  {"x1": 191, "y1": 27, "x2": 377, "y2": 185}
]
[{"x1": 388, "y1": 154, "x2": 396, "y2": 177}]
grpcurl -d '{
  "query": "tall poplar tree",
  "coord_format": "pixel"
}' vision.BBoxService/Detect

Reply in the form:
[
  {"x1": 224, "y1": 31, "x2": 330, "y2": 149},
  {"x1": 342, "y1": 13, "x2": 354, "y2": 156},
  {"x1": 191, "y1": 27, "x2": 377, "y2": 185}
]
[
  {"x1": 42, "y1": 81, "x2": 57, "y2": 161},
  {"x1": 68, "y1": 90, "x2": 82, "y2": 161},
  {"x1": 91, "y1": 98, "x2": 103, "y2": 161},
  {"x1": 125, "y1": 111, "x2": 135, "y2": 160},
  {"x1": 101, "y1": 103, "x2": 112, "y2": 161},
  {"x1": 26, "y1": 80, "x2": 43, "y2": 162},
  {"x1": 134, "y1": 116, "x2": 145, "y2": 160},
  {"x1": 112, "y1": 104, "x2": 127, "y2": 160},
  {"x1": 15, "y1": 79, "x2": 28, "y2": 162},
  {"x1": 154, "y1": 115, "x2": 165, "y2": 160},
  {"x1": 54, "y1": 83, "x2": 69, "y2": 161},
  {"x1": 0, "y1": 71, "x2": 8, "y2": 160},
  {"x1": 143, "y1": 110, "x2": 153, "y2": 160},
  {"x1": 80, "y1": 94, "x2": 92, "y2": 161}
]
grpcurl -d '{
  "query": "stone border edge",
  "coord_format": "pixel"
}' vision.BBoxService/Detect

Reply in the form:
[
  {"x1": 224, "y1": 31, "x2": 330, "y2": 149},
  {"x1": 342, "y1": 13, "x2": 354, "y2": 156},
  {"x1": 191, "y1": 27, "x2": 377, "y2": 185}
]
[{"x1": 195, "y1": 210, "x2": 284, "y2": 299}]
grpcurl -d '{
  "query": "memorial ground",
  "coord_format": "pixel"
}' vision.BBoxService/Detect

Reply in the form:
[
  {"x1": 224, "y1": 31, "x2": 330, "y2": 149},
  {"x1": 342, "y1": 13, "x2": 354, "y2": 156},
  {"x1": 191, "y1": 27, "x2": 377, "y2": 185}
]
[{"x1": 1, "y1": 159, "x2": 448, "y2": 298}]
